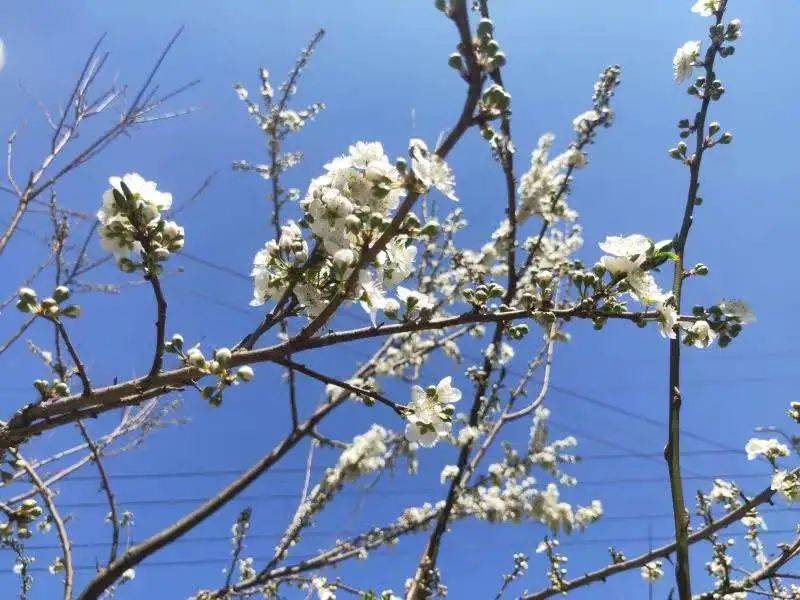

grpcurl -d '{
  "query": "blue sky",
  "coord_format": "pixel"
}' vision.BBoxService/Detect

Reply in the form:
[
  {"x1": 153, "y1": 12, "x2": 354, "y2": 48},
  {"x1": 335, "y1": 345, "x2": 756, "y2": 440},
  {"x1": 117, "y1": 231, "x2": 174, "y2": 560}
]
[{"x1": 1, "y1": 1, "x2": 799, "y2": 598}]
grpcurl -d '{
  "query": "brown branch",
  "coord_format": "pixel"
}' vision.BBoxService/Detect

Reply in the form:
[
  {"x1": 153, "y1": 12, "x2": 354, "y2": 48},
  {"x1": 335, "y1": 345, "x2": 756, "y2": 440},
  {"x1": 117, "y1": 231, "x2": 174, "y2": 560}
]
[
  {"x1": 53, "y1": 319, "x2": 91, "y2": 395},
  {"x1": 665, "y1": 4, "x2": 729, "y2": 598},
  {"x1": 698, "y1": 536, "x2": 800, "y2": 599},
  {"x1": 521, "y1": 471, "x2": 787, "y2": 599},
  {"x1": 145, "y1": 273, "x2": 168, "y2": 378},
  {"x1": 75, "y1": 389, "x2": 349, "y2": 599},
  {"x1": 13, "y1": 449, "x2": 74, "y2": 600},
  {"x1": 76, "y1": 420, "x2": 120, "y2": 566},
  {"x1": 0, "y1": 305, "x2": 669, "y2": 449},
  {"x1": 273, "y1": 356, "x2": 406, "y2": 415}
]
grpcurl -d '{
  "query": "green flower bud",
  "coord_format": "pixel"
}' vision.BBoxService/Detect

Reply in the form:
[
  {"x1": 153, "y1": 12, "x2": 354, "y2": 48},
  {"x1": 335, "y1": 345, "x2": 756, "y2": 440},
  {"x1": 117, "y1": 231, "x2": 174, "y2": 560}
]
[
  {"x1": 447, "y1": 53, "x2": 464, "y2": 71},
  {"x1": 53, "y1": 382, "x2": 70, "y2": 396},
  {"x1": 118, "y1": 258, "x2": 136, "y2": 273},
  {"x1": 18, "y1": 288, "x2": 37, "y2": 303},
  {"x1": 60, "y1": 305, "x2": 81, "y2": 319},
  {"x1": 420, "y1": 220, "x2": 440, "y2": 237},
  {"x1": 53, "y1": 286, "x2": 71, "y2": 302},
  {"x1": 214, "y1": 347, "x2": 232, "y2": 366},
  {"x1": 477, "y1": 18, "x2": 494, "y2": 39},
  {"x1": 237, "y1": 365, "x2": 255, "y2": 382}
]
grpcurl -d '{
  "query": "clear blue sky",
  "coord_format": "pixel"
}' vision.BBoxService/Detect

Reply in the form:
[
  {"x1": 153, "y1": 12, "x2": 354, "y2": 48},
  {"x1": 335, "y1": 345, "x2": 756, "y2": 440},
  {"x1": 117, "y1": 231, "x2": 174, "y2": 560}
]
[{"x1": 1, "y1": 1, "x2": 799, "y2": 598}]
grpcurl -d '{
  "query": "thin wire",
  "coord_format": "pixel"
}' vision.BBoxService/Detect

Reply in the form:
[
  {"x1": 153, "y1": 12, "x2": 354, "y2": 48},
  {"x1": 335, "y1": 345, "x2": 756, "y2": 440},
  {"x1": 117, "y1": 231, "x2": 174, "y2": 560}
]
[{"x1": 4, "y1": 512, "x2": 797, "y2": 555}]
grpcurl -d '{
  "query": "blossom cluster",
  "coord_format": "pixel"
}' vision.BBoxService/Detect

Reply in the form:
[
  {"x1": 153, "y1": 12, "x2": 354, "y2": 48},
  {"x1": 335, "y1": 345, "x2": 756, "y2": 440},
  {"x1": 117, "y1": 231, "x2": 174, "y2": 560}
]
[
  {"x1": 97, "y1": 173, "x2": 183, "y2": 273},
  {"x1": 745, "y1": 433, "x2": 799, "y2": 503},
  {"x1": 594, "y1": 233, "x2": 753, "y2": 346},
  {"x1": 404, "y1": 377, "x2": 462, "y2": 447},
  {"x1": 251, "y1": 140, "x2": 454, "y2": 322},
  {"x1": 164, "y1": 337, "x2": 254, "y2": 406},
  {"x1": 275, "y1": 425, "x2": 390, "y2": 563}
]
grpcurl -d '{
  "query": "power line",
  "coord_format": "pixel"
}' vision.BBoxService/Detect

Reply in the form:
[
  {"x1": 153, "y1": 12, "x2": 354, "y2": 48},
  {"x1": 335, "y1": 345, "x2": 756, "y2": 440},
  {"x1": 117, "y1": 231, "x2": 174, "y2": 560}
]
[
  {"x1": 0, "y1": 550, "x2": 414, "y2": 574},
  {"x1": 30, "y1": 489, "x2": 432, "y2": 511},
  {"x1": 35, "y1": 447, "x2": 747, "y2": 487},
  {"x1": 4, "y1": 509, "x2": 797, "y2": 555},
  {"x1": 9, "y1": 469, "x2": 774, "y2": 511},
  {"x1": 172, "y1": 254, "x2": 739, "y2": 460},
  {"x1": 4, "y1": 527, "x2": 799, "y2": 573}
]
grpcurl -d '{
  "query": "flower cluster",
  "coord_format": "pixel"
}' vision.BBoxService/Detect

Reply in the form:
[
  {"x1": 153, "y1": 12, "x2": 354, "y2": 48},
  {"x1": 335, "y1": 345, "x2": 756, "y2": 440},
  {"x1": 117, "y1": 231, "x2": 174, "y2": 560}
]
[
  {"x1": 273, "y1": 426, "x2": 390, "y2": 565},
  {"x1": 165, "y1": 336, "x2": 254, "y2": 406},
  {"x1": 593, "y1": 234, "x2": 754, "y2": 346},
  {"x1": 0, "y1": 499, "x2": 42, "y2": 541},
  {"x1": 404, "y1": 376, "x2": 462, "y2": 447},
  {"x1": 97, "y1": 173, "x2": 183, "y2": 274},
  {"x1": 745, "y1": 437, "x2": 790, "y2": 463},
  {"x1": 251, "y1": 140, "x2": 454, "y2": 322},
  {"x1": 640, "y1": 560, "x2": 664, "y2": 583},
  {"x1": 771, "y1": 470, "x2": 800, "y2": 503},
  {"x1": 673, "y1": 40, "x2": 701, "y2": 83},
  {"x1": 16, "y1": 286, "x2": 80, "y2": 320}
]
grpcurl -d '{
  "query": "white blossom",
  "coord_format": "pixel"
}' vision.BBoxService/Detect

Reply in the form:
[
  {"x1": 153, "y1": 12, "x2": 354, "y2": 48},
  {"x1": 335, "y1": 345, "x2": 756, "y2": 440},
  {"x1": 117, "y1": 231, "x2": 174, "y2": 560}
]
[
  {"x1": 771, "y1": 470, "x2": 800, "y2": 502},
  {"x1": 691, "y1": 0, "x2": 721, "y2": 17},
  {"x1": 237, "y1": 366, "x2": 255, "y2": 382},
  {"x1": 719, "y1": 299, "x2": 756, "y2": 324},
  {"x1": 673, "y1": 41, "x2": 701, "y2": 83},
  {"x1": 457, "y1": 425, "x2": 480, "y2": 447},
  {"x1": 311, "y1": 576, "x2": 336, "y2": 600},
  {"x1": 687, "y1": 320, "x2": 716, "y2": 349},
  {"x1": 745, "y1": 438, "x2": 790, "y2": 461},
  {"x1": 97, "y1": 173, "x2": 180, "y2": 268},
  {"x1": 599, "y1": 234, "x2": 650, "y2": 264},
  {"x1": 657, "y1": 301, "x2": 679, "y2": 339},
  {"x1": 379, "y1": 237, "x2": 418, "y2": 285},
  {"x1": 572, "y1": 110, "x2": 600, "y2": 134},
  {"x1": 517, "y1": 134, "x2": 576, "y2": 224},
  {"x1": 397, "y1": 286, "x2": 435, "y2": 313},
  {"x1": 641, "y1": 560, "x2": 664, "y2": 583},
  {"x1": 485, "y1": 342, "x2": 515, "y2": 366},
  {"x1": 405, "y1": 377, "x2": 462, "y2": 447},
  {"x1": 409, "y1": 138, "x2": 458, "y2": 201},
  {"x1": 440, "y1": 464, "x2": 460, "y2": 484},
  {"x1": 709, "y1": 479, "x2": 740, "y2": 510}
]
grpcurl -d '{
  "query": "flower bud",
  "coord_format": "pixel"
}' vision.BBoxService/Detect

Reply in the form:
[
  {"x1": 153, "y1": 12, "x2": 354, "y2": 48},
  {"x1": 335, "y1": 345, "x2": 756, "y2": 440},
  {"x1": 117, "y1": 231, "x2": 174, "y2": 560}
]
[
  {"x1": 118, "y1": 258, "x2": 137, "y2": 273},
  {"x1": 447, "y1": 53, "x2": 464, "y2": 71},
  {"x1": 214, "y1": 347, "x2": 232, "y2": 366},
  {"x1": 60, "y1": 305, "x2": 81, "y2": 319},
  {"x1": 53, "y1": 381, "x2": 70, "y2": 396},
  {"x1": 187, "y1": 348, "x2": 205, "y2": 368},
  {"x1": 18, "y1": 288, "x2": 37, "y2": 303},
  {"x1": 383, "y1": 298, "x2": 400, "y2": 319},
  {"x1": 345, "y1": 214, "x2": 362, "y2": 232},
  {"x1": 333, "y1": 248, "x2": 356, "y2": 270},
  {"x1": 153, "y1": 247, "x2": 171, "y2": 262},
  {"x1": 237, "y1": 365, "x2": 255, "y2": 382},
  {"x1": 477, "y1": 18, "x2": 494, "y2": 39},
  {"x1": 420, "y1": 220, "x2": 440, "y2": 237},
  {"x1": 52, "y1": 286, "x2": 70, "y2": 303},
  {"x1": 40, "y1": 298, "x2": 58, "y2": 315},
  {"x1": 536, "y1": 271, "x2": 553, "y2": 286}
]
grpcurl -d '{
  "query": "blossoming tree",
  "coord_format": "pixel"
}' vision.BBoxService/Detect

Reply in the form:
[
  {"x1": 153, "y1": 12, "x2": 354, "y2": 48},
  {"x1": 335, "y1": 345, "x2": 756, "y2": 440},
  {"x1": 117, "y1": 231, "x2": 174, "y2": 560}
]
[{"x1": 0, "y1": 1, "x2": 797, "y2": 599}]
